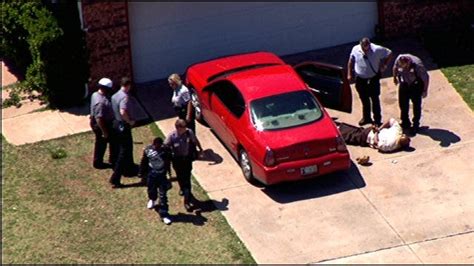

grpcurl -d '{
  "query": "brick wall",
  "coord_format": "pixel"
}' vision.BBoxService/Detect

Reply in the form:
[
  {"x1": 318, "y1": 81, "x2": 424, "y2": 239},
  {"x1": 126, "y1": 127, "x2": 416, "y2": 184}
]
[
  {"x1": 81, "y1": 1, "x2": 132, "y2": 91},
  {"x1": 379, "y1": 0, "x2": 474, "y2": 38}
]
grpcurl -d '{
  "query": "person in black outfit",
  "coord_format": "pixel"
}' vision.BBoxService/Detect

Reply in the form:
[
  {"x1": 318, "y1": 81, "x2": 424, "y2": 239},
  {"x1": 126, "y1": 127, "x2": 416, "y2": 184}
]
[
  {"x1": 139, "y1": 137, "x2": 173, "y2": 225},
  {"x1": 90, "y1": 78, "x2": 116, "y2": 169}
]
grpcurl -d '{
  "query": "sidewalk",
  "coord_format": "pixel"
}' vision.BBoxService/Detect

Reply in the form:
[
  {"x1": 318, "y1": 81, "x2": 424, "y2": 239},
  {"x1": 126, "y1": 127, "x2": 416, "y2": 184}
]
[{"x1": 1, "y1": 92, "x2": 149, "y2": 146}]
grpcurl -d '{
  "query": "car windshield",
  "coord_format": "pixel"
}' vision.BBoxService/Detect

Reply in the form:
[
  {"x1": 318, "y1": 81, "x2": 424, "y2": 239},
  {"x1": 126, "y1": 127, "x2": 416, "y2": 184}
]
[{"x1": 250, "y1": 90, "x2": 322, "y2": 131}]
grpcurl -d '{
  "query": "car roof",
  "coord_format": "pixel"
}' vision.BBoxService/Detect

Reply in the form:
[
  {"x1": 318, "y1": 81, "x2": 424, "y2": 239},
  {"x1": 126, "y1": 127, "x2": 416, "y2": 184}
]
[
  {"x1": 226, "y1": 64, "x2": 306, "y2": 101},
  {"x1": 187, "y1": 51, "x2": 285, "y2": 84}
]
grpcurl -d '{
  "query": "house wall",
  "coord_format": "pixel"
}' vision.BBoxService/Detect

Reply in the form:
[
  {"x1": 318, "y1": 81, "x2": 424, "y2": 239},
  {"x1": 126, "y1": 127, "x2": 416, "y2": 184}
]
[
  {"x1": 80, "y1": 1, "x2": 473, "y2": 85},
  {"x1": 80, "y1": 1, "x2": 132, "y2": 90},
  {"x1": 379, "y1": 0, "x2": 474, "y2": 38}
]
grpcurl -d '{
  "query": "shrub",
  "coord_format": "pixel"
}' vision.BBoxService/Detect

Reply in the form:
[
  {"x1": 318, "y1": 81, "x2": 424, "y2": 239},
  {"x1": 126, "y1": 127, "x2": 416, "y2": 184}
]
[{"x1": 1, "y1": 1, "x2": 89, "y2": 108}]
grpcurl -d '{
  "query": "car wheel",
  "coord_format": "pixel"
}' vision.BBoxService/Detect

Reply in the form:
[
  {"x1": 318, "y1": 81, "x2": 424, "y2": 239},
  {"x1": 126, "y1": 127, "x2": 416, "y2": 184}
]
[
  {"x1": 239, "y1": 149, "x2": 257, "y2": 184},
  {"x1": 190, "y1": 88, "x2": 207, "y2": 126}
]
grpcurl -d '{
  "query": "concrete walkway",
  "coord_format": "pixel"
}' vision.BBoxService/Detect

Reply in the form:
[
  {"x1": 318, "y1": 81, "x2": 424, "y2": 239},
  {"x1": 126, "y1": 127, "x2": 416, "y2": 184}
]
[
  {"x1": 1, "y1": 91, "x2": 149, "y2": 146},
  {"x1": 147, "y1": 39, "x2": 474, "y2": 263}
]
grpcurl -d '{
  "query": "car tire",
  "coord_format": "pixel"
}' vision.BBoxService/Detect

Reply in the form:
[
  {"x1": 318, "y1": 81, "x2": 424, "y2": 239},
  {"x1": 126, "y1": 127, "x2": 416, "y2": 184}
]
[
  {"x1": 239, "y1": 149, "x2": 258, "y2": 184},
  {"x1": 190, "y1": 87, "x2": 208, "y2": 126}
]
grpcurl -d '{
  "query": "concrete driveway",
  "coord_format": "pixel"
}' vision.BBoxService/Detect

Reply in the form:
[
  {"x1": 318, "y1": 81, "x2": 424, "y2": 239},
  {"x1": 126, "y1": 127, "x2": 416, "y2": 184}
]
[{"x1": 140, "y1": 38, "x2": 474, "y2": 263}]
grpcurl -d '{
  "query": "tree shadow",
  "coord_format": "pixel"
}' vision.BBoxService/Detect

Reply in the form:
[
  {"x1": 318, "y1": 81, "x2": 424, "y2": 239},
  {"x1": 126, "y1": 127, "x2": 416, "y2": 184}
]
[
  {"x1": 154, "y1": 198, "x2": 229, "y2": 226},
  {"x1": 261, "y1": 162, "x2": 366, "y2": 204},
  {"x1": 417, "y1": 126, "x2": 461, "y2": 147},
  {"x1": 197, "y1": 148, "x2": 223, "y2": 165}
]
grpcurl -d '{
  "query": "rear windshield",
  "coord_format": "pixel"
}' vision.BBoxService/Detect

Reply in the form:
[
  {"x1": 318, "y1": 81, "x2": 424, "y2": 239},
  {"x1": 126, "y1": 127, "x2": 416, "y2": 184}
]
[{"x1": 250, "y1": 90, "x2": 322, "y2": 131}]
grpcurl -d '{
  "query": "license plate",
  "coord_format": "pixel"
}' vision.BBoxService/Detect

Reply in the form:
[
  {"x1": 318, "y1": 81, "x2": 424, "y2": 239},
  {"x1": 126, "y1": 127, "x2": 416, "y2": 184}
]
[{"x1": 301, "y1": 165, "x2": 318, "y2": 175}]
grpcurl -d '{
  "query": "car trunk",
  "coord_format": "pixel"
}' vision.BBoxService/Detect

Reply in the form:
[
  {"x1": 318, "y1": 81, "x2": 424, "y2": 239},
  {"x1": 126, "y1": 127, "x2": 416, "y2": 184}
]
[{"x1": 256, "y1": 114, "x2": 340, "y2": 164}]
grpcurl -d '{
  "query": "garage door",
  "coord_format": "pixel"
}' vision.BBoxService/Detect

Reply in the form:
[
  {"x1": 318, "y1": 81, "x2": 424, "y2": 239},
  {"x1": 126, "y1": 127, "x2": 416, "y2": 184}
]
[{"x1": 128, "y1": 2, "x2": 378, "y2": 83}]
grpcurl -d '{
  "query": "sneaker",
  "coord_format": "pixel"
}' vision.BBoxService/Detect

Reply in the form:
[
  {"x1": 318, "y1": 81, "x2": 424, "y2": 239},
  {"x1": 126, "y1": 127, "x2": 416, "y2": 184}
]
[
  {"x1": 147, "y1": 200, "x2": 156, "y2": 209},
  {"x1": 162, "y1": 217, "x2": 172, "y2": 225}
]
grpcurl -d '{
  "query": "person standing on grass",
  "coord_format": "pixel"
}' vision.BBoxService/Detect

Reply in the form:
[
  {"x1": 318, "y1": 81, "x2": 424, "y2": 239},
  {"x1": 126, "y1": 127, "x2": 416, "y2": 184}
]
[
  {"x1": 164, "y1": 119, "x2": 203, "y2": 212},
  {"x1": 109, "y1": 77, "x2": 138, "y2": 188},
  {"x1": 347, "y1": 37, "x2": 393, "y2": 127},
  {"x1": 168, "y1": 73, "x2": 196, "y2": 134},
  {"x1": 393, "y1": 54, "x2": 430, "y2": 135},
  {"x1": 138, "y1": 137, "x2": 172, "y2": 225},
  {"x1": 90, "y1": 77, "x2": 116, "y2": 169}
]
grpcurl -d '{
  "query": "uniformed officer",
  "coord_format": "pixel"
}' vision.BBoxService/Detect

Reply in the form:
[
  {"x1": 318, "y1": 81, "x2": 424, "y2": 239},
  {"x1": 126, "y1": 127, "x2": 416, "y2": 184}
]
[
  {"x1": 168, "y1": 73, "x2": 196, "y2": 134},
  {"x1": 164, "y1": 119, "x2": 203, "y2": 212},
  {"x1": 90, "y1": 78, "x2": 116, "y2": 169},
  {"x1": 347, "y1": 37, "x2": 393, "y2": 126},
  {"x1": 109, "y1": 77, "x2": 137, "y2": 188},
  {"x1": 393, "y1": 54, "x2": 430, "y2": 135}
]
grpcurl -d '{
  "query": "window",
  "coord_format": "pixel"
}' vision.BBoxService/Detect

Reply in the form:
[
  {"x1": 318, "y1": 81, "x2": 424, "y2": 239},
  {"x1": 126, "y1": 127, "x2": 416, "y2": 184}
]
[
  {"x1": 250, "y1": 90, "x2": 322, "y2": 131},
  {"x1": 212, "y1": 81, "x2": 246, "y2": 118}
]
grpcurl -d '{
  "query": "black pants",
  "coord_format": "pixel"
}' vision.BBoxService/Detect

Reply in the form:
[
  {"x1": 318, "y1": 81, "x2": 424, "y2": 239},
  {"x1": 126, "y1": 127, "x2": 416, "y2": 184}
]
[
  {"x1": 147, "y1": 170, "x2": 169, "y2": 217},
  {"x1": 109, "y1": 122, "x2": 135, "y2": 185},
  {"x1": 172, "y1": 157, "x2": 193, "y2": 200},
  {"x1": 355, "y1": 76, "x2": 382, "y2": 124},
  {"x1": 175, "y1": 106, "x2": 196, "y2": 134},
  {"x1": 91, "y1": 120, "x2": 116, "y2": 166},
  {"x1": 337, "y1": 122, "x2": 372, "y2": 147},
  {"x1": 399, "y1": 81, "x2": 423, "y2": 128}
]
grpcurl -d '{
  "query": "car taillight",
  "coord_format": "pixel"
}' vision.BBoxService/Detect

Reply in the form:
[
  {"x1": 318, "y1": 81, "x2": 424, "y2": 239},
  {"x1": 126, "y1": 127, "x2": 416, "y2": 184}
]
[
  {"x1": 264, "y1": 147, "x2": 276, "y2": 167},
  {"x1": 336, "y1": 135, "x2": 347, "y2": 152}
]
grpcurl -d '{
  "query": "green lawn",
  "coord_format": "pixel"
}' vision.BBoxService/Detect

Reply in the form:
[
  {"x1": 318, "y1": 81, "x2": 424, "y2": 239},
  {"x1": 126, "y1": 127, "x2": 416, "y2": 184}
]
[
  {"x1": 1, "y1": 125, "x2": 254, "y2": 264},
  {"x1": 441, "y1": 64, "x2": 474, "y2": 110}
]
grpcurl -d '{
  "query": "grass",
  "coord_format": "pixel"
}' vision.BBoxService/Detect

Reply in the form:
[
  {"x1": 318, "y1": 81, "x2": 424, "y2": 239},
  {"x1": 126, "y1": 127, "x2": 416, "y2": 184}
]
[
  {"x1": 440, "y1": 65, "x2": 474, "y2": 110},
  {"x1": 1, "y1": 125, "x2": 254, "y2": 264},
  {"x1": 421, "y1": 24, "x2": 474, "y2": 110}
]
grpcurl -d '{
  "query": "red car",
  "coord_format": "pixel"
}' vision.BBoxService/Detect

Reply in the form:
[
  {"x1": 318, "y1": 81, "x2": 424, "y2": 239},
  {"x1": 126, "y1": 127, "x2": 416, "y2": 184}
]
[{"x1": 185, "y1": 51, "x2": 352, "y2": 185}]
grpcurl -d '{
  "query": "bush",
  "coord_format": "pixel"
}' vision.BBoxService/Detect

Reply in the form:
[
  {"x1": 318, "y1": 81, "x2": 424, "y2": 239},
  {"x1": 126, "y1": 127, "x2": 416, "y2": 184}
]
[{"x1": 1, "y1": 1, "x2": 89, "y2": 108}]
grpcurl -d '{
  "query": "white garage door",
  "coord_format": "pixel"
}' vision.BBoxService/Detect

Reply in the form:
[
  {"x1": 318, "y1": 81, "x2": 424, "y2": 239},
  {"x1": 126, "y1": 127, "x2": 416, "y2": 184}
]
[{"x1": 128, "y1": 2, "x2": 378, "y2": 83}]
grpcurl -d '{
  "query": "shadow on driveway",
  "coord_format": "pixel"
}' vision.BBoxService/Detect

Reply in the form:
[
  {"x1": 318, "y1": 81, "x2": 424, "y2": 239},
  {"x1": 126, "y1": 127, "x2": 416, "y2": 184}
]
[
  {"x1": 418, "y1": 126, "x2": 461, "y2": 147},
  {"x1": 261, "y1": 162, "x2": 365, "y2": 204}
]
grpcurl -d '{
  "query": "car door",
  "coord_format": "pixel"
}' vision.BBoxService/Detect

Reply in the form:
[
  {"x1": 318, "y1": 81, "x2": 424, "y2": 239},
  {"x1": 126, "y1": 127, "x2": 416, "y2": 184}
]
[{"x1": 293, "y1": 62, "x2": 352, "y2": 113}]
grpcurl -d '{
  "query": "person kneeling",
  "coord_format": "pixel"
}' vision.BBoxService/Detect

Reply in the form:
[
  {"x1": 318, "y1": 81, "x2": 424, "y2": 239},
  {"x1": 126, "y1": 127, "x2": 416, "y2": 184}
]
[{"x1": 139, "y1": 137, "x2": 172, "y2": 225}]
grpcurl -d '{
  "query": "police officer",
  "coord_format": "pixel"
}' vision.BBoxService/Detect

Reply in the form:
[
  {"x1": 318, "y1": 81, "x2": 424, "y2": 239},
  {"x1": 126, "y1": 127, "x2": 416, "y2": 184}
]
[
  {"x1": 168, "y1": 73, "x2": 196, "y2": 134},
  {"x1": 393, "y1": 54, "x2": 430, "y2": 135},
  {"x1": 164, "y1": 119, "x2": 203, "y2": 212},
  {"x1": 138, "y1": 137, "x2": 172, "y2": 225},
  {"x1": 90, "y1": 78, "x2": 115, "y2": 169},
  {"x1": 347, "y1": 37, "x2": 393, "y2": 126},
  {"x1": 109, "y1": 77, "x2": 137, "y2": 188}
]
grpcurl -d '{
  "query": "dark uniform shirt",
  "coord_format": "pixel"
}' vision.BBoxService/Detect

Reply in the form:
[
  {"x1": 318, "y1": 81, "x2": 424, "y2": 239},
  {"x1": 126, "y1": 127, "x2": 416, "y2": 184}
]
[
  {"x1": 111, "y1": 89, "x2": 130, "y2": 122},
  {"x1": 90, "y1": 92, "x2": 114, "y2": 122},
  {"x1": 164, "y1": 129, "x2": 197, "y2": 157}
]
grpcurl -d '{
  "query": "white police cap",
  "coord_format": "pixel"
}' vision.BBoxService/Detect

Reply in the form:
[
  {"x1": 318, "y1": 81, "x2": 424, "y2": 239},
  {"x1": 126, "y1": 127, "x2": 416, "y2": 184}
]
[{"x1": 98, "y1": 78, "x2": 113, "y2": 88}]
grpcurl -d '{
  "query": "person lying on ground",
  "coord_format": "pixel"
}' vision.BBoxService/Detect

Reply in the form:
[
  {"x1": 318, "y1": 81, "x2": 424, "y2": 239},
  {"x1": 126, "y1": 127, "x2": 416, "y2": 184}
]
[{"x1": 336, "y1": 118, "x2": 411, "y2": 153}]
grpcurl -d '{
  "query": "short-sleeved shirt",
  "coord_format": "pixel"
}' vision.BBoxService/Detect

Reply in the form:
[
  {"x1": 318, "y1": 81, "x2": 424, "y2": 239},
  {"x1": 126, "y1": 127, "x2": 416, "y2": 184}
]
[
  {"x1": 164, "y1": 129, "x2": 197, "y2": 157},
  {"x1": 171, "y1": 84, "x2": 191, "y2": 108},
  {"x1": 375, "y1": 118, "x2": 403, "y2": 152},
  {"x1": 90, "y1": 92, "x2": 114, "y2": 122},
  {"x1": 350, "y1": 43, "x2": 392, "y2": 79},
  {"x1": 111, "y1": 88, "x2": 130, "y2": 122},
  {"x1": 393, "y1": 54, "x2": 429, "y2": 88},
  {"x1": 143, "y1": 145, "x2": 169, "y2": 173}
]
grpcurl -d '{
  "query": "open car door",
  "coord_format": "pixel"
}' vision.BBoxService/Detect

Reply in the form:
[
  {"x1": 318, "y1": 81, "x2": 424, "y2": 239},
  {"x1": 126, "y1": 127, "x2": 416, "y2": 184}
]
[{"x1": 293, "y1": 62, "x2": 352, "y2": 113}]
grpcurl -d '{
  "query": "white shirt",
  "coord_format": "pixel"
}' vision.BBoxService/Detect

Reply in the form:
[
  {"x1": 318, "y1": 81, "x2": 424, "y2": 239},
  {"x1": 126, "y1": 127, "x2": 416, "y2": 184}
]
[
  {"x1": 350, "y1": 43, "x2": 391, "y2": 79},
  {"x1": 171, "y1": 84, "x2": 191, "y2": 108},
  {"x1": 377, "y1": 118, "x2": 403, "y2": 152}
]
